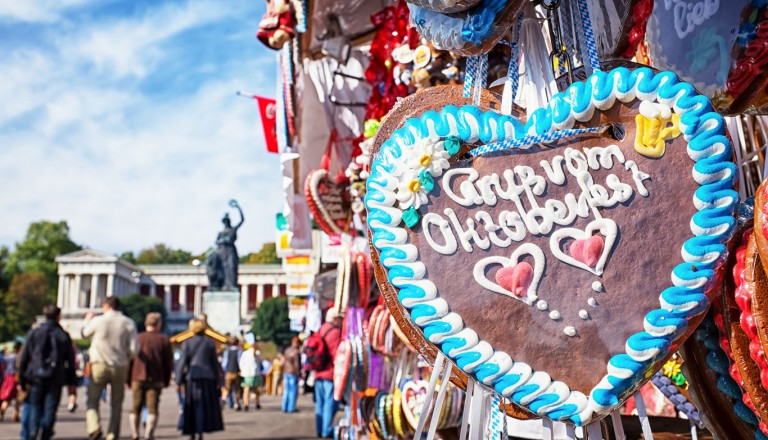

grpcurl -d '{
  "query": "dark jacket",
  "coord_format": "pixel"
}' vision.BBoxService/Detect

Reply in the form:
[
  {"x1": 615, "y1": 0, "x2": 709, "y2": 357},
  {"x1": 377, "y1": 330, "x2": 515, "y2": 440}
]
[
  {"x1": 176, "y1": 335, "x2": 221, "y2": 383},
  {"x1": 19, "y1": 320, "x2": 77, "y2": 387},
  {"x1": 129, "y1": 331, "x2": 173, "y2": 386}
]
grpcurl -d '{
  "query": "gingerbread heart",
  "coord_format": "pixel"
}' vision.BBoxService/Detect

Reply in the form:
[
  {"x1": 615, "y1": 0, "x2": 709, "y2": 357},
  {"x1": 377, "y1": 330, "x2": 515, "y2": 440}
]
[
  {"x1": 646, "y1": 0, "x2": 768, "y2": 114},
  {"x1": 365, "y1": 66, "x2": 737, "y2": 426},
  {"x1": 305, "y1": 169, "x2": 351, "y2": 236}
]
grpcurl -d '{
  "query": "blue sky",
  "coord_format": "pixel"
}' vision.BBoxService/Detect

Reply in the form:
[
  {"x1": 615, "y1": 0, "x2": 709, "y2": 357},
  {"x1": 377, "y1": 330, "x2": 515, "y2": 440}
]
[{"x1": 0, "y1": 0, "x2": 285, "y2": 256}]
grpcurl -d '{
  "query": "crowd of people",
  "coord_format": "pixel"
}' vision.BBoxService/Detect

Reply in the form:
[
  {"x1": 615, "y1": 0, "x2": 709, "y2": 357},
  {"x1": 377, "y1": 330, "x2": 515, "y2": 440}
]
[{"x1": 0, "y1": 300, "x2": 347, "y2": 439}]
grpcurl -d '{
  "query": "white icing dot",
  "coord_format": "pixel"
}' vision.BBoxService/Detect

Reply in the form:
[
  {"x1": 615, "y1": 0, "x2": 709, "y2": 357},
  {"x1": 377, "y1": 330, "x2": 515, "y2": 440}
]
[
  {"x1": 549, "y1": 310, "x2": 561, "y2": 321},
  {"x1": 587, "y1": 297, "x2": 598, "y2": 307},
  {"x1": 537, "y1": 300, "x2": 549, "y2": 311},
  {"x1": 592, "y1": 281, "x2": 604, "y2": 292},
  {"x1": 564, "y1": 326, "x2": 577, "y2": 337},
  {"x1": 579, "y1": 309, "x2": 590, "y2": 320}
]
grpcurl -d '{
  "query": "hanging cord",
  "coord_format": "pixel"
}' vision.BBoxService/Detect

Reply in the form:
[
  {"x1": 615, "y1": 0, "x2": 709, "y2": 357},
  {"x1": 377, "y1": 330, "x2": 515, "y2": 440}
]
[
  {"x1": 467, "y1": 125, "x2": 612, "y2": 157},
  {"x1": 458, "y1": 379, "x2": 475, "y2": 440},
  {"x1": 610, "y1": 409, "x2": 626, "y2": 440},
  {"x1": 463, "y1": 54, "x2": 489, "y2": 105},
  {"x1": 502, "y1": 12, "x2": 524, "y2": 115},
  {"x1": 633, "y1": 393, "x2": 654, "y2": 440},
  {"x1": 426, "y1": 360, "x2": 454, "y2": 439},
  {"x1": 543, "y1": 0, "x2": 572, "y2": 81},
  {"x1": 575, "y1": 0, "x2": 600, "y2": 73},
  {"x1": 585, "y1": 422, "x2": 604, "y2": 439},
  {"x1": 412, "y1": 352, "x2": 446, "y2": 440}
]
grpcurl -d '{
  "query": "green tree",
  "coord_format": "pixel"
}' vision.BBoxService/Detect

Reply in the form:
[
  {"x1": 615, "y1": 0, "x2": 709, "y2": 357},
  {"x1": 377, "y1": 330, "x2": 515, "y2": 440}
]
[
  {"x1": 5, "y1": 221, "x2": 81, "y2": 301},
  {"x1": 132, "y1": 244, "x2": 193, "y2": 265},
  {"x1": 0, "y1": 245, "x2": 10, "y2": 292},
  {"x1": 241, "y1": 242, "x2": 280, "y2": 264},
  {"x1": 120, "y1": 294, "x2": 168, "y2": 333},
  {"x1": 251, "y1": 296, "x2": 294, "y2": 347},
  {"x1": 119, "y1": 251, "x2": 137, "y2": 264},
  {"x1": 0, "y1": 273, "x2": 49, "y2": 340}
]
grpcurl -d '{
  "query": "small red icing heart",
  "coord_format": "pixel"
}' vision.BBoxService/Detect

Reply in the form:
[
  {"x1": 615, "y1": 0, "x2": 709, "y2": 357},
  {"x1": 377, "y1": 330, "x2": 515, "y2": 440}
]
[
  {"x1": 495, "y1": 262, "x2": 534, "y2": 298},
  {"x1": 570, "y1": 235, "x2": 605, "y2": 268}
]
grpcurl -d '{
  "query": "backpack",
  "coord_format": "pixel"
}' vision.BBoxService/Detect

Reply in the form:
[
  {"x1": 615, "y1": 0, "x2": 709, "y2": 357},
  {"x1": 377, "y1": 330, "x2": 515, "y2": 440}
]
[
  {"x1": 302, "y1": 326, "x2": 334, "y2": 371},
  {"x1": 31, "y1": 326, "x2": 58, "y2": 380}
]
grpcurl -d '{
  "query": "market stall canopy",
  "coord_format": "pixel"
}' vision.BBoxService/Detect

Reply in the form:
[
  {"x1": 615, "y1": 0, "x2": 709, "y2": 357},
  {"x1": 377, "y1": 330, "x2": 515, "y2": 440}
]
[{"x1": 303, "y1": 0, "x2": 391, "y2": 55}]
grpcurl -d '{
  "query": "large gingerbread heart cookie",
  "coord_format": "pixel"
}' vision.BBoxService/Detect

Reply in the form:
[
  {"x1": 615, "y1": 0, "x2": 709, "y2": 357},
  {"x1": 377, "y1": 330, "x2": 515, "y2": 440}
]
[{"x1": 365, "y1": 67, "x2": 737, "y2": 426}]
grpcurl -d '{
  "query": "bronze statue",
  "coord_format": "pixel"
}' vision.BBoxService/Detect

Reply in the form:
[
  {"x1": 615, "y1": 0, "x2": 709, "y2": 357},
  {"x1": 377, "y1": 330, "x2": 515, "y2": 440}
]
[{"x1": 206, "y1": 200, "x2": 244, "y2": 291}]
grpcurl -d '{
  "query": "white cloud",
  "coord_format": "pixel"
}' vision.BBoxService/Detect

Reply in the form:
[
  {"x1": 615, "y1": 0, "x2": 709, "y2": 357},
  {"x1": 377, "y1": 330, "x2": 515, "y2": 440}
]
[
  {"x1": 0, "y1": 0, "x2": 95, "y2": 23},
  {"x1": 0, "y1": 1, "x2": 283, "y2": 256}
]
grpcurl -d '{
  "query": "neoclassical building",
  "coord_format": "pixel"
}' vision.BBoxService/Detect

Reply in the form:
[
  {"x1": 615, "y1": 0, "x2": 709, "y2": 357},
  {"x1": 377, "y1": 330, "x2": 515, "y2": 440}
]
[{"x1": 56, "y1": 249, "x2": 289, "y2": 335}]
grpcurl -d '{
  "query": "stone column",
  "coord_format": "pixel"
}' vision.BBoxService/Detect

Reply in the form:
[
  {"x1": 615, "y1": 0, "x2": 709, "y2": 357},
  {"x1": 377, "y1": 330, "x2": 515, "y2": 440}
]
[
  {"x1": 256, "y1": 284, "x2": 265, "y2": 308},
  {"x1": 150, "y1": 284, "x2": 157, "y2": 297},
  {"x1": 163, "y1": 286, "x2": 171, "y2": 311},
  {"x1": 179, "y1": 284, "x2": 187, "y2": 312},
  {"x1": 273, "y1": 284, "x2": 280, "y2": 298},
  {"x1": 106, "y1": 274, "x2": 114, "y2": 297},
  {"x1": 240, "y1": 284, "x2": 248, "y2": 318},
  {"x1": 194, "y1": 284, "x2": 202, "y2": 315},
  {"x1": 74, "y1": 275, "x2": 83, "y2": 309},
  {"x1": 57, "y1": 275, "x2": 65, "y2": 308},
  {"x1": 90, "y1": 275, "x2": 100, "y2": 309}
]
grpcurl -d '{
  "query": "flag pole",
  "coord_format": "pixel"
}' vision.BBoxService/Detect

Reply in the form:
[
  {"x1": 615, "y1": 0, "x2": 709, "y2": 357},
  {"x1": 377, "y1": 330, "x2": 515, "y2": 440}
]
[{"x1": 235, "y1": 91, "x2": 255, "y2": 99}]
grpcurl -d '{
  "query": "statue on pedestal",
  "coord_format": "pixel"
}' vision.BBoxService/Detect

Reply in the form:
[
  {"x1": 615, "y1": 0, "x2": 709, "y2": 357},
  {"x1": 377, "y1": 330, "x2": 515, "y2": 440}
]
[{"x1": 206, "y1": 200, "x2": 244, "y2": 291}]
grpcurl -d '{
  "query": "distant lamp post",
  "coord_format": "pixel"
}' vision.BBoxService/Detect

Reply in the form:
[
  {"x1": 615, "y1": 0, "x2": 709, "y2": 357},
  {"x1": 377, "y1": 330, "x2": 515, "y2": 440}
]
[{"x1": 192, "y1": 259, "x2": 202, "y2": 315}]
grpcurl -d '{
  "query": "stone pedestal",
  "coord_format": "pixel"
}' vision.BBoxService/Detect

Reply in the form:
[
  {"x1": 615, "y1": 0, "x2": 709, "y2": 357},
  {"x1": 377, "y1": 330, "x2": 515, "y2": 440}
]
[{"x1": 203, "y1": 290, "x2": 241, "y2": 336}]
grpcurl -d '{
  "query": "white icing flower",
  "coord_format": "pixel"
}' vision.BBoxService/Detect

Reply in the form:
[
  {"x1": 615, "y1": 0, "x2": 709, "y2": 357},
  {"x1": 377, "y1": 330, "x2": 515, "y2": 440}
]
[
  {"x1": 396, "y1": 168, "x2": 429, "y2": 210},
  {"x1": 406, "y1": 136, "x2": 451, "y2": 177}
]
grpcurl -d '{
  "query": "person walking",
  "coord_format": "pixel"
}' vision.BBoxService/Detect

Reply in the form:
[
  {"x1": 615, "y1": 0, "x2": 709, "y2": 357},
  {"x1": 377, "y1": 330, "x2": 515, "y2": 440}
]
[
  {"x1": 220, "y1": 339, "x2": 242, "y2": 410},
  {"x1": 238, "y1": 344, "x2": 263, "y2": 411},
  {"x1": 281, "y1": 337, "x2": 301, "y2": 413},
  {"x1": 0, "y1": 341, "x2": 22, "y2": 422},
  {"x1": 18, "y1": 305, "x2": 78, "y2": 440},
  {"x1": 81, "y1": 296, "x2": 138, "y2": 440},
  {"x1": 314, "y1": 309, "x2": 342, "y2": 438},
  {"x1": 177, "y1": 319, "x2": 224, "y2": 440},
  {"x1": 127, "y1": 312, "x2": 172, "y2": 440}
]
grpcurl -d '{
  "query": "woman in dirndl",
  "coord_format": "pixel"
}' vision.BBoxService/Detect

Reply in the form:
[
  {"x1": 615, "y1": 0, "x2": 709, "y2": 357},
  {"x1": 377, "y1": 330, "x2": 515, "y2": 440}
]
[
  {"x1": 177, "y1": 319, "x2": 224, "y2": 440},
  {"x1": 0, "y1": 341, "x2": 21, "y2": 422}
]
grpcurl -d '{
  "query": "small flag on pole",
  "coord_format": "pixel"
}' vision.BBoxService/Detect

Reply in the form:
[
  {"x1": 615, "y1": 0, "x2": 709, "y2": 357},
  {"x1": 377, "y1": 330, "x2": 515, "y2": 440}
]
[
  {"x1": 244, "y1": 95, "x2": 278, "y2": 154},
  {"x1": 255, "y1": 96, "x2": 278, "y2": 153}
]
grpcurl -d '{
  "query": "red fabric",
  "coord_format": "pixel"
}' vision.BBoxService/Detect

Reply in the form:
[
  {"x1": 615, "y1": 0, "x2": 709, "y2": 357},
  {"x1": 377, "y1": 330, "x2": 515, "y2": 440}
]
[
  {"x1": 254, "y1": 96, "x2": 278, "y2": 153},
  {"x1": 0, "y1": 374, "x2": 17, "y2": 401},
  {"x1": 314, "y1": 322, "x2": 342, "y2": 381}
]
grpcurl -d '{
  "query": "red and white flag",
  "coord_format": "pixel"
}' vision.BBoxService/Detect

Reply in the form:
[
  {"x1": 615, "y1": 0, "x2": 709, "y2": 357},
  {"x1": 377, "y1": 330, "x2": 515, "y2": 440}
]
[{"x1": 254, "y1": 96, "x2": 278, "y2": 154}]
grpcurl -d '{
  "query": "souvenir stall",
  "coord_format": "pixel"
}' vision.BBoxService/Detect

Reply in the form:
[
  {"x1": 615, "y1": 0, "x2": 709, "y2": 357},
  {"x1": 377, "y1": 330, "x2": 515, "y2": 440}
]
[{"x1": 258, "y1": 0, "x2": 768, "y2": 438}]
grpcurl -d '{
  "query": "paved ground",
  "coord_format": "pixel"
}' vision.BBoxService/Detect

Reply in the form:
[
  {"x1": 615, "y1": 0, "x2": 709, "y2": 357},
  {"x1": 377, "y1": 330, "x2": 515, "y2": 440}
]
[{"x1": 0, "y1": 389, "x2": 324, "y2": 440}]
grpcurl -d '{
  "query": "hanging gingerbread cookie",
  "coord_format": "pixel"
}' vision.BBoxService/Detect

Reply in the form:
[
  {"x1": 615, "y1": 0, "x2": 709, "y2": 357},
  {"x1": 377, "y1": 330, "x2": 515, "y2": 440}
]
[{"x1": 365, "y1": 66, "x2": 737, "y2": 426}]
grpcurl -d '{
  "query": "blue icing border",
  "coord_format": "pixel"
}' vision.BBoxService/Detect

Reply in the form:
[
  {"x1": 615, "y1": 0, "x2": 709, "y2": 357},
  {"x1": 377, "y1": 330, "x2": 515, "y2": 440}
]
[
  {"x1": 694, "y1": 314, "x2": 768, "y2": 439},
  {"x1": 364, "y1": 67, "x2": 737, "y2": 425}
]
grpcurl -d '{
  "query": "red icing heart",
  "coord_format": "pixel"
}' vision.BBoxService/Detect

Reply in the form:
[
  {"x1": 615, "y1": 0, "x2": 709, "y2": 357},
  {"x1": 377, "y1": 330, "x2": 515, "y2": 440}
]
[
  {"x1": 495, "y1": 262, "x2": 534, "y2": 298},
  {"x1": 570, "y1": 236, "x2": 605, "y2": 268}
]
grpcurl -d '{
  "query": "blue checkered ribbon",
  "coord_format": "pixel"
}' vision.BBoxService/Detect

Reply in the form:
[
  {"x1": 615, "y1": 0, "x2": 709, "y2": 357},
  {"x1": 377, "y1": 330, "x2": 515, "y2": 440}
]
[
  {"x1": 489, "y1": 394, "x2": 502, "y2": 438},
  {"x1": 468, "y1": 125, "x2": 609, "y2": 157},
  {"x1": 463, "y1": 56, "x2": 479, "y2": 98},
  {"x1": 576, "y1": 0, "x2": 601, "y2": 72},
  {"x1": 505, "y1": 13, "x2": 524, "y2": 105}
]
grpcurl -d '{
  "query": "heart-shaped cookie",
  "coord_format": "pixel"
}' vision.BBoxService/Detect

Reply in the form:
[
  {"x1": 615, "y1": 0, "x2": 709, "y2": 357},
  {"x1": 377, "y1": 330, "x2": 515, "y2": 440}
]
[
  {"x1": 646, "y1": 0, "x2": 768, "y2": 114},
  {"x1": 305, "y1": 169, "x2": 351, "y2": 236},
  {"x1": 365, "y1": 66, "x2": 737, "y2": 426}
]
